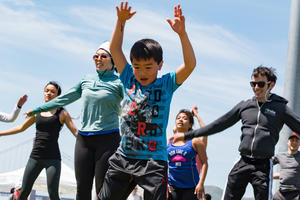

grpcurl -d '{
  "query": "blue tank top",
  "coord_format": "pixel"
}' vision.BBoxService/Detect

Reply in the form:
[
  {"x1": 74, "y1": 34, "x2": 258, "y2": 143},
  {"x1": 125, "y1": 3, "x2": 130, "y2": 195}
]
[{"x1": 168, "y1": 139, "x2": 199, "y2": 188}]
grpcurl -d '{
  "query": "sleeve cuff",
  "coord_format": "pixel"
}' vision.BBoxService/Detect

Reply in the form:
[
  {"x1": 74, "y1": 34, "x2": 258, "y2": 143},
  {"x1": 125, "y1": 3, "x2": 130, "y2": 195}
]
[{"x1": 184, "y1": 131, "x2": 194, "y2": 140}]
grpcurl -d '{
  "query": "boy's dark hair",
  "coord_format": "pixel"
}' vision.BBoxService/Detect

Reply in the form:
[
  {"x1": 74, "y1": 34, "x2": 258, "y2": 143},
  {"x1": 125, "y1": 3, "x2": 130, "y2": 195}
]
[
  {"x1": 252, "y1": 65, "x2": 277, "y2": 83},
  {"x1": 176, "y1": 109, "x2": 194, "y2": 131},
  {"x1": 205, "y1": 193, "x2": 212, "y2": 200},
  {"x1": 130, "y1": 39, "x2": 163, "y2": 64},
  {"x1": 45, "y1": 81, "x2": 62, "y2": 96}
]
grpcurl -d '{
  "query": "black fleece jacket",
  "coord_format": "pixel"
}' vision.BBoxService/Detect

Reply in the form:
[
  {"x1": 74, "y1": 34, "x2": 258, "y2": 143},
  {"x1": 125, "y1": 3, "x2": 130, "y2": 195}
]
[{"x1": 185, "y1": 94, "x2": 300, "y2": 159}]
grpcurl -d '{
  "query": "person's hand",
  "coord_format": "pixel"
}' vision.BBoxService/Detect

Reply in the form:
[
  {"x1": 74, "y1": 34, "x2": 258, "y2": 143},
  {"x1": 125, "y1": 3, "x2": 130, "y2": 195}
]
[
  {"x1": 26, "y1": 110, "x2": 33, "y2": 117},
  {"x1": 166, "y1": 4, "x2": 186, "y2": 36},
  {"x1": 191, "y1": 105, "x2": 198, "y2": 116},
  {"x1": 116, "y1": 1, "x2": 136, "y2": 22},
  {"x1": 173, "y1": 132, "x2": 184, "y2": 143},
  {"x1": 194, "y1": 183, "x2": 205, "y2": 200},
  {"x1": 17, "y1": 94, "x2": 28, "y2": 108}
]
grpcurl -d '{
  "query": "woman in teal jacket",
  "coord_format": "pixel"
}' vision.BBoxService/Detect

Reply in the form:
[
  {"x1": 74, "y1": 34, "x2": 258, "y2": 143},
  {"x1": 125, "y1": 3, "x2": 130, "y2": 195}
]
[{"x1": 27, "y1": 42, "x2": 124, "y2": 200}]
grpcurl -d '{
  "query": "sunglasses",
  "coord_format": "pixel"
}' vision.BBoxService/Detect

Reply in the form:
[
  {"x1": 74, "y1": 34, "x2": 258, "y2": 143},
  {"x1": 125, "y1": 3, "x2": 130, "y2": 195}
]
[
  {"x1": 250, "y1": 81, "x2": 269, "y2": 88},
  {"x1": 93, "y1": 54, "x2": 110, "y2": 60}
]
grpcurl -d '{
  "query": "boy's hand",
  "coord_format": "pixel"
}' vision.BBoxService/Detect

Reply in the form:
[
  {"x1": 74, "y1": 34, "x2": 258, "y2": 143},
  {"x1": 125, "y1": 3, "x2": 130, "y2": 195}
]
[
  {"x1": 166, "y1": 4, "x2": 186, "y2": 36},
  {"x1": 116, "y1": 1, "x2": 136, "y2": 22}
]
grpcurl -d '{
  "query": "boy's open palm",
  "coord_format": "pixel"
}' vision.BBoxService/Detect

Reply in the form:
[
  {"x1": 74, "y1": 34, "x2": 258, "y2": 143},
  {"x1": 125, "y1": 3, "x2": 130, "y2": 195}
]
[
  {"x1": 117, "y1": 1, "x2": 136, "y2": 22},
  {"x1": 166, "y1": 4, "x2": 186, "y2": 35}
]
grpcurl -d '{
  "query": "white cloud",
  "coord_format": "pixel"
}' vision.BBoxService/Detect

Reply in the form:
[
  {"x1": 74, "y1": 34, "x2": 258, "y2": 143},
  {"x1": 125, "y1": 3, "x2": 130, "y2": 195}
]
[
  {"x1": 0, "y1": 3, "x2": 94, "y2": 56},
  {"x1": 0, "y1": 0, "x2": 35, "y2": 7}
]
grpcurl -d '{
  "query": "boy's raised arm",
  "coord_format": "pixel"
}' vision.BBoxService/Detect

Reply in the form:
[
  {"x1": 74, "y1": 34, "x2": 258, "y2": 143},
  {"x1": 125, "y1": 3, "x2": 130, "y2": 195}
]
[
  {"x1": 110, "y1": 1, "x2": 136, "y2": 74},
  {"x1": 167, "y1": 4, "x2": 196, "y2": 85}
]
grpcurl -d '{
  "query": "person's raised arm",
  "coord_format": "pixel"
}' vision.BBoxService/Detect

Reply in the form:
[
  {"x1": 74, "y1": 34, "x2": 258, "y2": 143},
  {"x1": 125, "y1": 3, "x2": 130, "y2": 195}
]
[
  {"x1": 166, "y1": 4, "x2": 196, "y2": 85},
  {"x1": 110, "y1": 1, "x2": 136, "y2": 74},
  {"x1": 17, "y1": 94, "x2": 28, "y2": 108},
  {"x1": 60, "y1": 109, "x2": 78, "y2": 137},
  {"x1": 0, "y1": 116, "x2": 35, "y2": 136},
  {"x1": 0, "y1": 94, "x2": 28, "y2": 122},
  {"x1": 192, "y1": 105, "x2": 208, "y2": 148},
  {"x1": 193, "y1": 138, "x2": 208, "y2": 200}
]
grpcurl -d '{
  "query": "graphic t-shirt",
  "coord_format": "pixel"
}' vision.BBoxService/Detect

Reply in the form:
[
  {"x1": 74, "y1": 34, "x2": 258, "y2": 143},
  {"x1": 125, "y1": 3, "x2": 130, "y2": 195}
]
[{"x1": 117, "y1": 63, "x2": 179, "y2": 161}]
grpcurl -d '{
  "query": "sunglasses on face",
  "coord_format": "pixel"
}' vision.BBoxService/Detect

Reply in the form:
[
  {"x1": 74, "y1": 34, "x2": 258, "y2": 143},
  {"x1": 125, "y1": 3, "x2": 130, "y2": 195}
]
[
  {"x1": 250, "y1": 81, "x2": 269, "y2": 88},
  {"x1": 93, "y1": 54, "x2": 110, "y2": 60}
]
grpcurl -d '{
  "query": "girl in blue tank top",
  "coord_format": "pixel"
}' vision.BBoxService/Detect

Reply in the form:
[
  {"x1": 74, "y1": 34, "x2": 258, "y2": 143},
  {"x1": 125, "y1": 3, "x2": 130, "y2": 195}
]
[{"x1": 167, "y1": 107, "x2": 208, "y2": 200}]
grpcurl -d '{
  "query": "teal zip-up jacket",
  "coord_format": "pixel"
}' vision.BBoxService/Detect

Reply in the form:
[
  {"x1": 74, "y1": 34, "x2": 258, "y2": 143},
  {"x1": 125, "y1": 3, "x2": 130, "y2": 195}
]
[{"x1": 30, "y1": 70, "x2": 124, "y2": 135}]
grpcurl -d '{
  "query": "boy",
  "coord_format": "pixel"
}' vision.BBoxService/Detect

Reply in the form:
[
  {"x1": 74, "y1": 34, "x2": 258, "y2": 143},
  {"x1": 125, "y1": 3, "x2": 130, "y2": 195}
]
[
  {"x1": 98, "y1": 2, "x2": 196, "y2": 200},
  {"x1": 273, "y1": 132, "x2": 300, "y2": 200}
]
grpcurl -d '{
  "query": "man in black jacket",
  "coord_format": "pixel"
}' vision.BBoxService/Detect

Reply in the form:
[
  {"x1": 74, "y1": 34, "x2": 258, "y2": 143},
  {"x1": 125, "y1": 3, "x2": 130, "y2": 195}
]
[{"x1": 173, "y1": 66, "x2": 300, "y2": 200}]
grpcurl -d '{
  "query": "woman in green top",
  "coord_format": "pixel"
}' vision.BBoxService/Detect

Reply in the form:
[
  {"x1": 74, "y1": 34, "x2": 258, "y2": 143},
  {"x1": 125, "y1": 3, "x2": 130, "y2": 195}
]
[{"x1": 27, "y1": 42, "x2": 124, "y2": 200}]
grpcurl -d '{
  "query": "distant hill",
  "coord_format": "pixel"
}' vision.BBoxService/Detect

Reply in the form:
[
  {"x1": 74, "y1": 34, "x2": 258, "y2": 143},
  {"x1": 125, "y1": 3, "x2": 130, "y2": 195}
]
[{"x1": 205, "y1": 185, "x2": 254, "y2": 200}]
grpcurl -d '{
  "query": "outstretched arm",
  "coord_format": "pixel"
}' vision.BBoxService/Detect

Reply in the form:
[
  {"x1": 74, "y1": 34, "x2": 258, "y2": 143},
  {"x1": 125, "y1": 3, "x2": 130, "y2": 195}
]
[
  {"x1": 110, "y1": 1, "x2": 136, "y2": 74},
  {"x1": 27, "y1": 82, "x2": 82, "y2": 117},
  {"x1": 0, "y1": 94, "x2": 28, "y2": 122},
  {"x1": 166, "y1": 4, "x2": 196, "y2": 85},
  {"x1": 173, "y1": 102, "x2": 242, "y2": 142},
  {"x1": 193, "y1": 138, "x2": 208, "y2": 200},
  {"x1": 192, "y1": 105, "x2": 207, "y2": 148},
  {"x1": 0, "y1": 116, "x2": 35, "y2": 136},
  {"x1": 60, "y1": 110, "x2": 78, "y2": 137}
]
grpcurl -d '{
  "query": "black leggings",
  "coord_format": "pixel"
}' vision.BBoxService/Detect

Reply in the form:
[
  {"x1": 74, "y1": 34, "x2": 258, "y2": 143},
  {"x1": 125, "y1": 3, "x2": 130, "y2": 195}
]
[
  {"x1": 75, "y1": 132, "x2": 120, "y2": 200},
  {"x1": 168, "y1": 186, "x2": 197, "y2": 200},
  {"x1": 17, "y1": 158, "x2": 61, "y2": 200}
]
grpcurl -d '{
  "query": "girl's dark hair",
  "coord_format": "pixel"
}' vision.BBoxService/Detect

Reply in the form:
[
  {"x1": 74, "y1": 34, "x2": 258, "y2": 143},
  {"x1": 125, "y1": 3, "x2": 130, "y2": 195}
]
[
  {"x1": 45, "y1": 81, "x2": 62, "y2": 96},
  {"x1": 130, "y1": 38, "x2": 163, "y2": 64},
  {"x1": 176, "y1": 109, "x2": 194, "y2": 131}
]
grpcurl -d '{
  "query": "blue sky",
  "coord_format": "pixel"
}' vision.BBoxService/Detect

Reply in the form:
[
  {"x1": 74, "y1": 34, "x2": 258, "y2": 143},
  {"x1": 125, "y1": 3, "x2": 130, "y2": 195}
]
[{"x1": 0, "y1": 0, "x2": 291, "y2": 197}]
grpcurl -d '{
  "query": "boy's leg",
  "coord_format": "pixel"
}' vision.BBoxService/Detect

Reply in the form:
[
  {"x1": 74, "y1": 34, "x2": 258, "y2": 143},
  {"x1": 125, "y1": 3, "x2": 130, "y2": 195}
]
[
  {"x1": 223, "y1": 157, "x2": 251, "y2": 200},
  {"x1": 98, "y1": 153, "x2": 135, "y2": 200},
  {"x1": 136, "y1": 160, "x2": 168, "y2": 200},
  {"x1": 251, "y1": 159, "x2": 272, "y2": 200}
]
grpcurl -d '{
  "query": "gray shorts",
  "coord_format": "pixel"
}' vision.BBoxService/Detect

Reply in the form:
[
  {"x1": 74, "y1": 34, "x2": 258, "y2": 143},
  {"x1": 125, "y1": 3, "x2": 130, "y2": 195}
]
[{"x1": 97, "y1": 153, "x2": 168, "y2": 200}]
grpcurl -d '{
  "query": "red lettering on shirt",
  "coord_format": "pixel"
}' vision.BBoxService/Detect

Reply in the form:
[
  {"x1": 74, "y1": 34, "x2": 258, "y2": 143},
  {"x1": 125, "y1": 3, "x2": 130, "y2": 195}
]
[
  {"x1": 128, "y1": 102, "x2": 137, "y2": 115},
  {"x1": 137, "y1": 122, "x2": 146, "y2": 136},
  {"x1": 148, "y1": 141, "x2": 157, "y2": 151}
]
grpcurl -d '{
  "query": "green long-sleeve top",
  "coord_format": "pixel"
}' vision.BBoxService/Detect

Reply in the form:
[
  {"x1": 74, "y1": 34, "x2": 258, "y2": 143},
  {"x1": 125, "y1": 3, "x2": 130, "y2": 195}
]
[{"x1": 31, "y1": 70, "x2": 124, "y2": 135}]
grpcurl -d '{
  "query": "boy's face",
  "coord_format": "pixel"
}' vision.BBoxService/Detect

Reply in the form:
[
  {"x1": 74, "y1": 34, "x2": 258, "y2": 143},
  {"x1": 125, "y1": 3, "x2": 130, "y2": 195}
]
[{"x1": 132, "y1": 58, "x2": 163, "y2": 86}]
